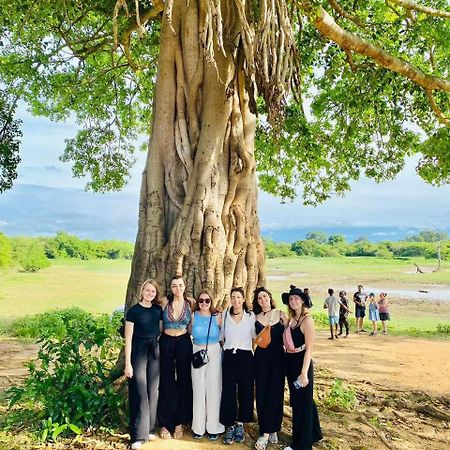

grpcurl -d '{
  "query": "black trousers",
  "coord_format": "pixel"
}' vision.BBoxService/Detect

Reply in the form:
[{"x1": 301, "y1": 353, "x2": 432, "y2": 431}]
[
  {"x1": 220, "y1": 349, "x2": 255, "y2": 426},
  {"x1": 339, "y1": 316, "x2": 349, "y2": 335},
  {"x1": 255, "y1": 349, "x2": 285, "y2": 434},
  {"x1": 128, "y1": 338, "x2": 160, "y2": 442},
  {"x1": 157, "y1": 333, "x2": 193, "y2": 433}
]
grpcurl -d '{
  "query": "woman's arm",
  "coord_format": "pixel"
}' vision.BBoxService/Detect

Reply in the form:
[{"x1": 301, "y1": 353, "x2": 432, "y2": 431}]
[
  {"x1": 124, "y1": 321, "x2": 134, "y2": 378},
  {"x1": 299, "y1": 316, "x2": 315, "y2": 387},
  {"x1": 280, "y1": 310, "x2": 289, "y2": 326}
]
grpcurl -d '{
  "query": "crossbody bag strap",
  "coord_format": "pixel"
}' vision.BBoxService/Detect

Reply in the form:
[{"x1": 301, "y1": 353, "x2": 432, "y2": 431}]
[{"x1": 205, "y1": 314, "x2": 213, "y2": 352}]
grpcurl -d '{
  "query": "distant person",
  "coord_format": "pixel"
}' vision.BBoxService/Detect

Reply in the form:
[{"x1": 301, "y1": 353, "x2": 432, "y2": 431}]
[
  {"x1": 378, "y1": 292, "x2": 390, "y2": 335},
  {"x1": 124, "y1": 279, "x2": 163, "y2": 450},
  {"x1": 303, "y1": 288, "x2": 313, "y2": 307},
  {"x1": 368, "y1": 293, "x2": 379, "y2": 335},
  {"x1": 353, "y1": 285, "x2": 368, "y2": 333},
  {"x1": 337, "y1": 290, "x2": 351, "y2": 338},
  {"x1": 323, "y1": 288, "x2": 341, "y2": 340},
  {"x1": 282, "y1": 285, "x2": 322, "y2": 450}
]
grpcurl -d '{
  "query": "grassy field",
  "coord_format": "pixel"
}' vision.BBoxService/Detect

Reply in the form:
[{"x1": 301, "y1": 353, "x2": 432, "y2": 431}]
[{"x1": 0, "y1": 256, "x2": 449, "y2": 335}]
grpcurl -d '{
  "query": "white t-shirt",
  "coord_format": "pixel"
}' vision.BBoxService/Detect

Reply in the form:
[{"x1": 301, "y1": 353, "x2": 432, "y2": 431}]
[
  {"x1": 324, "y1": 295, "x2": 341, "y2": 317},
  {"x1": 221, "y1": 310, "x2": 256, "y2": 352}
]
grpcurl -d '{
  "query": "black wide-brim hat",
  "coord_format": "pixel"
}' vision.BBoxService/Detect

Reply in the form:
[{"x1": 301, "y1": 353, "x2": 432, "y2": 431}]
[{"x1": 281, "y1": 285, "x2": 313, "y2": 308}]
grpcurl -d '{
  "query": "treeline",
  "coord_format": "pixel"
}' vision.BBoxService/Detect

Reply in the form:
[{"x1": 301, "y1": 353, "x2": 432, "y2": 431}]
[
  {"x1": 0, "y1": 232, "x2": 134, "y2": 272},
  {"x1": 264, "y1": 230, "x2": 450, "y2": 260}
]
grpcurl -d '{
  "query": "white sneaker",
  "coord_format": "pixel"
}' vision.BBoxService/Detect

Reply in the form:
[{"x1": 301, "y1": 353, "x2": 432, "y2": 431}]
[
  {"x1": 283, "y1": 447, "x2": 294, "y2": 450},
  {"x1": 269, "y1": 432, "x2": 278, "y2": 444},
  {"x1": 131, "y1": 442, "x2": 143, "y2": 449},
  {"x1": 148, "y1": 433, "x2": 157, "y2": 441}
]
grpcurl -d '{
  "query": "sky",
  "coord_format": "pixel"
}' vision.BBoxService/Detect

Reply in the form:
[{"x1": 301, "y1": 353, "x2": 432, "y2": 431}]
[{"x1": 0, "y1": 104, "x2": 449, "y2": 243}]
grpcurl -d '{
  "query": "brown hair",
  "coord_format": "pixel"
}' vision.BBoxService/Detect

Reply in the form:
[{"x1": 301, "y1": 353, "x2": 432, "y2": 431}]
[
  {"x1": 252, "y1": 287, "x2": 275, "y2": 315},
  {"x1": 193, "y1": 290, "x2": 215, "y2": 314},
  {"x1": 230, "y1": 287, "x2": 249, "y2": 313},
  {"x1": 287, "y1": 291, "x2": 310, "y2": 319}
]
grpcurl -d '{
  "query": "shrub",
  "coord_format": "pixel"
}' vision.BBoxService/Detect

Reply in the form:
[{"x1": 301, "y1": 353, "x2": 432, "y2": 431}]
[
  {"x1": 436, "y1": 323, "x2": 450, "y2": 334},
  {"x1": 12, "y1": 237, "x2": 51, "y2": 272},
  {"x1": 8, "y1": 310, "x2": 125, "y2": 434},
  {"x1": 0, "y1": 232, "x2": 12, "y2": 269},
  {"x1": 324, "y1": 378, "x2": 357, "y2": 410}
]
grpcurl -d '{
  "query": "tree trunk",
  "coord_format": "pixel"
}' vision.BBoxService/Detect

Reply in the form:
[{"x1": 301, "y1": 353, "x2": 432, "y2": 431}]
[{"x1": 125, "y1": 1, "x2": 265, "y2": 308}]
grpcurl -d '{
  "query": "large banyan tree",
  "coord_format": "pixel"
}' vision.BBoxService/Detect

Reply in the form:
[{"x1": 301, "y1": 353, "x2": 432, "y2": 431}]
[{"x1": 1, "y1": 0, "x2": 450, "y2": 306}]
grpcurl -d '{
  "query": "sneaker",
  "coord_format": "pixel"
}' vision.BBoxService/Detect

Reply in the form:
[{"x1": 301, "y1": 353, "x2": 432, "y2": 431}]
[
  {"x1": 382, "y1": 330, "x2": 387, "y2": 335},
  {"x1": 208, "y1": 433, "x2": 218, "y2": 441},
  {"x1": 283, "y1": 447, "x2": 294, "y2": 450},
  {"x1": 234, "y1": 423, "x2": 245, "y2": 443},
  {"x1": 223, "y1": 426, "x2": 235, "y2": 445},
  {"x1": 193, "y1": 433, "x2": 203, "y2": 439},
  {"x1": 344, "y1": 334, "x2": 348, "y2": 338},
  {"x1": 131, "y1": 442, "x2": 143, "y2": 450},
  {"x1": 360, "y1": 329, "x2": 367, "y2": 332},
  {"x1": 148, "y1": 433, "x2": 157, "y2": 441},
  {"x1": 269, "y1": 432, "x2": 278, "y2": 444}
]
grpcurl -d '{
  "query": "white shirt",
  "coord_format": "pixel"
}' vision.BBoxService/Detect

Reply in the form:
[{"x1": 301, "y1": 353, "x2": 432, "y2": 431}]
[
  {"x1": 324, "y1": 295, "x2": 341, "y2": 317},
  {"x1": 221, "y1": 310, "x2": 256, "y2": 352}
]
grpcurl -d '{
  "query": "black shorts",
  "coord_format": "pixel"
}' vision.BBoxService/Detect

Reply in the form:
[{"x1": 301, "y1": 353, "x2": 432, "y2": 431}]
[
  {"x1": 379, "y1": 312, "x2": 390, "y2": 321},
  {"x1": 355, "y1": 307, "x2": 366, "y2": 318}
]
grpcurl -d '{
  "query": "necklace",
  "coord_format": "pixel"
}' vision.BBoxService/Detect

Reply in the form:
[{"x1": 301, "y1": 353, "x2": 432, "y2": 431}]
[
  {"x1": 231, "y1": 310, "x2": 243, "y2": 316},
  {"x1": 261, "y1": 309, "x2": 272, "y2": 315}
]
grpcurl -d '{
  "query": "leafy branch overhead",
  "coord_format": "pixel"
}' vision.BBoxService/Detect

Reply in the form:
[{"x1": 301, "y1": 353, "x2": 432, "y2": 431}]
[{"x1": 0, "y1": 0, "x2": 449, "y2": 202}]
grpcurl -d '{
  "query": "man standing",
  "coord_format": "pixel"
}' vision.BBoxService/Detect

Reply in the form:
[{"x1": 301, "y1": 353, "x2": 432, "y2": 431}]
[
  {"x1": 353, "y1": 284, "x2": 368, "y2": 333},
  {"x1": 323, "y1": 288, "x2": 341, "y2": 340}
]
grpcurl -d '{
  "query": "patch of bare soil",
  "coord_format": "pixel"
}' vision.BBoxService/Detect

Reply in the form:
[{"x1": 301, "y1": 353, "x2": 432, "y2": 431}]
[{"x1": 1, "y1": 335, "x2": 450, "y2": 450}]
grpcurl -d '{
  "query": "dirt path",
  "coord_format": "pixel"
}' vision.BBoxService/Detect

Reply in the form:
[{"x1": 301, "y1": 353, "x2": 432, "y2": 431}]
[{"x1": 1, "y1": 335, "x2": 450, "y2": 450}]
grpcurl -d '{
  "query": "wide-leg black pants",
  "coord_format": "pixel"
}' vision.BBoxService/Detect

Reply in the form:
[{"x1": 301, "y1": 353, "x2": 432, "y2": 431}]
[
  {"x1": 157, "y1": 333, "x2": 193, "y2": 433},
  {"x1": 220, "y1": 349, "x2": 255, "y2": 426},
  {"x1": 128, "y1": 338, "x2": 160, "y2": 442}
]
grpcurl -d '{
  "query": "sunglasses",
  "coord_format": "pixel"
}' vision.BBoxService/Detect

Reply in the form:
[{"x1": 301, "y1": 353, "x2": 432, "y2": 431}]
[{"x1": 198, "y1": 297, "x2": 211, "y2": 304}]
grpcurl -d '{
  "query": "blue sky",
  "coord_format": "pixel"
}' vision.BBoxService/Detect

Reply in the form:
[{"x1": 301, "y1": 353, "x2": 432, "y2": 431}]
[{"x1": 0, "y1": 105, "x2": 449, "y2": 242}]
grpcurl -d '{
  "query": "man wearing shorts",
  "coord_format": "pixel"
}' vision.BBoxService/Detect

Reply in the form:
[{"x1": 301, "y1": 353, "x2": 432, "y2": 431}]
[
  {"x1": 353, "y1": 284, "x2": 368, "y2": 333},
  {"x1": 323, "y1": 288, "x2": 341, "y2": 340}
]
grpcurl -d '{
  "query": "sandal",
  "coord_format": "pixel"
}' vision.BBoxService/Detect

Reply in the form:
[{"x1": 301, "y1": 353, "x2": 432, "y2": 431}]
[
  {"x1": 174, "y1": 425, "x2": 184, "y2": 439},
  {"x1": 255, "y1": 436, "x2": 268, "y2": 450},
  {"x1": 159, "y1": 427, "x2": 171, "y2": 439}
]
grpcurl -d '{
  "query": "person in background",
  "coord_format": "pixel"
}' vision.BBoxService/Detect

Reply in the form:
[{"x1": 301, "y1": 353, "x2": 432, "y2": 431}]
[
  {"x1": 220, "y1": 287, "x2": 256, "y2": 445},
  {"x1": 124, "y1": 279, "x2": 163, "y2": 450},
  {"x1": 337, "y1": 290, "x2": 351, "y2": 338},
  {"x1": 323, "y1": 288, "x2": 341, "y2": 340},
  {"x1": 378, "y1": 292, "x2": 390, "y2": 335},
  {"x1": 253, "y1": 287, "x2": 288, "y2": 450},
  {"x1": 368, "y1": 292, "x2": 380, "y2": 335},
  {"x1": 190, "y1": 291, "x2": 224, "y2": 441},
  {"x1": 158, "y1": 275, "x2": 193, "y2": 439},
  {"x1": 282, "y1": 285, "x2": 322, "y2": 450},
  {"x1": 353, "y1": 284, "x2": 368, "y2": 333}
]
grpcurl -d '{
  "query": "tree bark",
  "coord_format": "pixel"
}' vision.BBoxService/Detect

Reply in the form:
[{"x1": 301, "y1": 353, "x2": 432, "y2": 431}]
[{"x1": 125, "y1": 0, "x2": 265, "y2": 308}]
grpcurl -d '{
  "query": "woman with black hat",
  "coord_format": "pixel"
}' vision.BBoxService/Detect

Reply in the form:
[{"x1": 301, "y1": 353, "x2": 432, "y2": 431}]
[{"x1": 282, "y1": 285, "x2": 322, "y2": 450}]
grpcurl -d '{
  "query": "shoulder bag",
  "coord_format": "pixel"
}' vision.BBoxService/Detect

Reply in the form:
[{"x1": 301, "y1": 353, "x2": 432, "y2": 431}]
[{"x1": 192, "y1": 313, "x2": 213, "y2": 369}]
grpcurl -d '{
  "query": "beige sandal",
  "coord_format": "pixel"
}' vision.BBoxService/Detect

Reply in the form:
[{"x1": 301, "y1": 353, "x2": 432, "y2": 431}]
[
  {"x1": 159, "y1": 427, "x2": 171, "y2": 439},
  {"x1": 174, "y1": 425, "x2": 184, "y2": 439}
]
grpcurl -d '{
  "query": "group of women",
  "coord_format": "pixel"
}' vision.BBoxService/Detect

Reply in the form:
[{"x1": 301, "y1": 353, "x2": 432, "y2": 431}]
[{"x1": 124, "y1": 276, "x2": 322, "y2": 450}]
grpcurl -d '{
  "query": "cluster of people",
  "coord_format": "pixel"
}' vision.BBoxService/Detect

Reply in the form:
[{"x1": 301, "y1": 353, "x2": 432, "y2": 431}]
[
  {"x1": 124, "y1": 276, "x2": 322, "y2": 450},
  {"x1": 323, "y1": 284, "x2": 391, "y2": 339}
]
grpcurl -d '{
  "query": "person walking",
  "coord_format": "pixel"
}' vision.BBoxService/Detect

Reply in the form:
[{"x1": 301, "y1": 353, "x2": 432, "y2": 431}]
[
  {"x1": 124, "y1": 279, "x2": 163, "y2": 450},
  {"x1": 282, "y1": 285, "x2": 322, "y2": 450},
  {"x1": 190, "y1": 291, "x2": 225, "y2": 440},
  {"x1": 253, "y1": 287, "x2": 288, "y2": 450}
]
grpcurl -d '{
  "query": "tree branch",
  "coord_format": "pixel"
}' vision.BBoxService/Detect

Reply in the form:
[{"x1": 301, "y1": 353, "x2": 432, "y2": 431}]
[
  {"x1": 388, "y1": 0, "x2": 450, "y2": 19},
  {"x1": 425, "y1": 89, "x2": 450, "y2": 126},
  {"x1": 327, "y1": 0, "x2": 365, "y2": 27},
  {"x1": 310, "y1": 6, "x2": 450, "y2": 92}
]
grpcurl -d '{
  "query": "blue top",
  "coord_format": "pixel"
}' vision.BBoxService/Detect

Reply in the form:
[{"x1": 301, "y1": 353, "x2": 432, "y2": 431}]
[
  {"x1": 191, "y1": 312, "x2": 220, "y2": 345},
  {"x1": 163, "y1": 300, "x2": 191, "y2": 330}
]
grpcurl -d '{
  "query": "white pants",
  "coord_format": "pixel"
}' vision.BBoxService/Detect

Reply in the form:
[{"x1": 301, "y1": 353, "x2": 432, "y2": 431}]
[{"x1": 191, "y1": 343, "x2": 225, "y2": 435}]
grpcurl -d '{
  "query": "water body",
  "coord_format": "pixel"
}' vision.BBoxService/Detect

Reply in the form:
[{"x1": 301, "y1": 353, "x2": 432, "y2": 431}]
[{"x1": 359, "y1": 286, "x2": 450, "y2": 302}]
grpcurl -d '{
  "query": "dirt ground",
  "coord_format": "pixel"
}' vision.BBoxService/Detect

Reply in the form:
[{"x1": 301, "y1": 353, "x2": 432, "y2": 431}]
[{"x1": 1, "y1": 333, "x2": 450, "y2": 450}]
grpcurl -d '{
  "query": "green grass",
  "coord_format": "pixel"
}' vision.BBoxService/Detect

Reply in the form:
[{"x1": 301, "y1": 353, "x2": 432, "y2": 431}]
[{"x1": 1, "y1": 256, "x2": 449, "y2": 337}]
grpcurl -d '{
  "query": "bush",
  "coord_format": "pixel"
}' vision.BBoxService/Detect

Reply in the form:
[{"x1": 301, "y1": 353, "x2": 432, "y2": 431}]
[
  {"x1": 12, "y1": 237, "x2": 51, "y2": 272},
  {"x1": 436, "y1": 323, "x2": 450, "y2": 334},
  {"x1": 324, "y1": 378, "x2": 357, "y2": 410},
  {"x1": 8, "y1": 310, "x2": 125, "y2": 436},
  {"x1": 0, "y1": 232, "x2": 12, "y2": 269}
]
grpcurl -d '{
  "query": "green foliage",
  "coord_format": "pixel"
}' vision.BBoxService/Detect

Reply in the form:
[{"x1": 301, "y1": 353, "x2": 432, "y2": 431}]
[
  {"x1": 306, "y1": 231, "x2": 327, "y2": 244},
  {"x1": 406, "y1": 229, "x2": 448, "y2": 243},
  {"x1": 436, "y1": 323, "x2": 450, "y2": 334},
  {"x1": 8, "y1": 310, "x2": 125, "y2": 433},
  {"x1": 324, "y1": 378, "x2": 357, "y2": 411},
  {"x1": 0, "y1": 94, "x2": 22, "y2": 192},
  {"x1": 11, "y1": 237, "x2": 51, "y2": 272},
  {"x1": 264, "y1": 239, "x2": 295, "y2": 258},
  {"x1": 0, "y1": 232, "x2": 13, "y2": 269}
]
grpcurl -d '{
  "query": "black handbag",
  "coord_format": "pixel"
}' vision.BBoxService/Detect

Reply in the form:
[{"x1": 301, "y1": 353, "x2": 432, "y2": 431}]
[{"x1": 192, "y1": 314, "x2": 213, "y2": 369}]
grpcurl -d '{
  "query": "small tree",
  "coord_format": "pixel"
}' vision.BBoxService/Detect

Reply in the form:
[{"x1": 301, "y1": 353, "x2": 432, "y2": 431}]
[{"x1": 13, "y1": 238, "x2": 51, "y2": 272}]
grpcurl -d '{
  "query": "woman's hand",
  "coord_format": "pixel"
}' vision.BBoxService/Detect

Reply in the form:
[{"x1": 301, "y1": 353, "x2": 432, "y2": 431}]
[
  {"x1": 299, "y1": 371, "x2": 309, "y2": 388},
  {"x1": 124, "y1": 364, "x2": 133, "y2": 378}
]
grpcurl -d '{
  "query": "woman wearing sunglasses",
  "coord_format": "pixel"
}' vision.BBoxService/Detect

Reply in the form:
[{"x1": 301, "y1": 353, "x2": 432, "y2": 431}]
[{"x1": 189, "y1": 291, "x2": 224, "y2": 440}]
